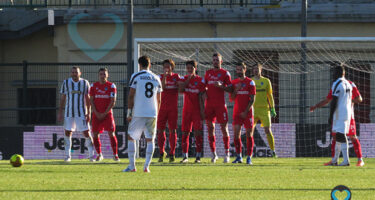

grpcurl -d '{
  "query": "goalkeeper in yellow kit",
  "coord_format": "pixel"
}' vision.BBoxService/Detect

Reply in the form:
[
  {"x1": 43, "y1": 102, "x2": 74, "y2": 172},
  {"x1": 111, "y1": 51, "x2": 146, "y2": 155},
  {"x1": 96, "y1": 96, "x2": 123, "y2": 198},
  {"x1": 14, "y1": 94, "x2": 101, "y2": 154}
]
[{"x1": 250, "y1": 63, "x2": 277, "y2": 158}]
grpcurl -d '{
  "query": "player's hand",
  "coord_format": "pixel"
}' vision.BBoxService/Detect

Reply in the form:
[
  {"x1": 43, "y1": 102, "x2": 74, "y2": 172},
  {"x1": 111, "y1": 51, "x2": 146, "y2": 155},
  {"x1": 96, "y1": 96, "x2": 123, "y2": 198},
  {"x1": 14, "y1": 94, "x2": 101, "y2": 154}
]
[
  {"x1": 240, "y1": 111, "x2": 247, "y2": 119},
  {"x1": 214, "y1": 81, "x2": 223, "y2": 88},
  {"x1": 235, "y1": 83, "x2": 241, "y2": 91},
  {"x1": 97, "y1": 113, "x2": 105, "y2": 120},
  {"x1": 309, "y1": 106, "x2": 316, "y2": 112},
  {"x1": 200, "y1": 111, "x2": 205, "y2": 121},
  {"x1": 57, "y1": 112, "x2": 63, "y2": 122},
  {"x1": 328, "y1": 116, "x2": 333, "y2": 126},
  {"x1": 270, "y1": 107, "x2": 277, "y2": 118},
  {"x1": 127, "y1": 117, "x2": 132, "y2": 122}
]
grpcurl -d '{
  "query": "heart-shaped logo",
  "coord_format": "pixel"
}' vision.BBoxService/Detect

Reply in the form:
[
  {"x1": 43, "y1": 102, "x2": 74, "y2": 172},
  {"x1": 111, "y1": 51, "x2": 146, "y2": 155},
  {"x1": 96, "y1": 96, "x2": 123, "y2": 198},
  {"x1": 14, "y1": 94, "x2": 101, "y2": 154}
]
[
  {"x1": 68, "y1": 13, "x2": 124, "y2": 61},
  {"x1": 331, "y1": 185, "x2": 352, "y2": 200}
]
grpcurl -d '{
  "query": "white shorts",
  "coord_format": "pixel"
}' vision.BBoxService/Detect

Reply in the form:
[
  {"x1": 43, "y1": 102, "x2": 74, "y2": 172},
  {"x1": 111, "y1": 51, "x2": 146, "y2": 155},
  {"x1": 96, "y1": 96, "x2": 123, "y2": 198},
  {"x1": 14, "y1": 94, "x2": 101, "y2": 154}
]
[
  {"x1": 332, "y1": 119, "x2": 350, "y2": 134},
  {"x1": 64, "y1": 117, "x2": 89, "y2": 132},
  {"x1": 128, "y1": 117, "x2": 156, "y2": 140}
]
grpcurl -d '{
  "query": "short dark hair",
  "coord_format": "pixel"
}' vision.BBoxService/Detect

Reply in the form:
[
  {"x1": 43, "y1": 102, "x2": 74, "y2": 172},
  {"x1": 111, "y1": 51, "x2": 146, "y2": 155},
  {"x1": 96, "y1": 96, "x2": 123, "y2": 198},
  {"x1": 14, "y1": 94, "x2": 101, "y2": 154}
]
[
  {"x1": 213, "y1": 52, "x2": 222, "y2": 59},
  {"x1": 72, "y1": 66, "x2": 81, "y2": 72},
  {"x1": 162, "y1": 59, "x2": 176, "y2": 70},
  {"x1": 186, "y1": 60, "x2": 197, "y2": 68},
  {"x1": 138, "y1": 56, "x2": 150, "y2": 68},
  {"x1": 334, "y1": 65, "x2": 345, "y2": 78},
  {"x1": 98, "y1": 68, "x2": 108, "y2": 73},
  {"x1": 236, "y1": 62, "x2": 246, "y2": 69}
]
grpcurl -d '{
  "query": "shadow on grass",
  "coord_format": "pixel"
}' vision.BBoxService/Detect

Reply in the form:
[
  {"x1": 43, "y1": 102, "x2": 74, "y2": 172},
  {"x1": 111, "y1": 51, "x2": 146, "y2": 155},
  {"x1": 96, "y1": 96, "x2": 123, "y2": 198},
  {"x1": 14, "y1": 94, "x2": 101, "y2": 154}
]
[{"x1": 0, "y1": 188, "x2": 374, "y2": 193}]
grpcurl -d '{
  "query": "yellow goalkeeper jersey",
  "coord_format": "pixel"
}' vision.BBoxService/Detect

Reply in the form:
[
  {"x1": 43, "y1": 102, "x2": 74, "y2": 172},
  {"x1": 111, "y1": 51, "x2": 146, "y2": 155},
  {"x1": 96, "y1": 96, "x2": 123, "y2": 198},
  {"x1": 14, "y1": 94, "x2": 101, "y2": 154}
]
[{"x1": 252, "y1": 76, "x2": 275, "y2": 109}]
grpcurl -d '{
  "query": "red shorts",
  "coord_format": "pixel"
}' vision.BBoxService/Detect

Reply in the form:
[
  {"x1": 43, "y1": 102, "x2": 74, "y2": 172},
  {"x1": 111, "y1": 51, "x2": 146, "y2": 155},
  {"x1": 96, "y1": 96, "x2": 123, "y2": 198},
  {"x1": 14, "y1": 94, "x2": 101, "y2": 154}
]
[
  {"x1": 233, "y1": 113, "x2": 254, "y2": 129},
  {"x1": 91, "y1": 114, "x2": 115, "y2": 133},
  {"x1": 157, "y1": 108, "x2": 178, "y2": 130},
  {"x1": 182, "y1": 111, "x2": 203, "y2": 132},
  {"x1": 205, "y1": 105, "x2": 228, "y2": 124},
  {"x1": 331, "y1": 118, "x2": 356, "y2": 136}
]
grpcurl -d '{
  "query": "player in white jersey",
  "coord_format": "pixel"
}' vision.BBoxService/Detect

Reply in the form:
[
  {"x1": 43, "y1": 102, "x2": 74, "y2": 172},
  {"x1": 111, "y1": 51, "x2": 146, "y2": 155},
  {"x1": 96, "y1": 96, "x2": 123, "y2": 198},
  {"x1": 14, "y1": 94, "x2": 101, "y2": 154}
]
[
  {"x1": 58, "y1": 67, "x2": 95, "y2": 162},
  {"x1": 328, "y1": 65, "x2": 353, "y2": 166},
  {"x1": 123, "y1": 55, "x2": 162, "y2": 173}
]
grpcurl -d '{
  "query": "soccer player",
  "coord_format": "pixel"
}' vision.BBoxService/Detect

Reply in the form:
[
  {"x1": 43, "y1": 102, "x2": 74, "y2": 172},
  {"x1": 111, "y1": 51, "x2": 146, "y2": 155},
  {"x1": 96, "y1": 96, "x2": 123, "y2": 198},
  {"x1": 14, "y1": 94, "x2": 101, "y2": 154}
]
[
  {"x1": 89, "y1": 68, "x2": 120, "y2": 162},
  {"x1": 123, "y1": 56, "x2": 162, "y2": 173},
  {"x1": 251, "y1": 63, "x2": 278, "y2": 157},
  {"x1": 157, "y1": 59, "x2": 180, "y2": 163},
  {"x1": 57, "y1": 66, "x2": 95, "y2": 162},
  {"x1": 230, "y1": 63, "x2": 256, "y2": 165},
  {"x1": 327, "y1": 65, "x2": 353, "y2": 166},
  {"x1": 310, "y1": 73, "x2": 364, "y2": 167},
  {"x1": 178, "y1": 60, "x2": 205, "y2": 163},
  {"x1": 204, "y1": 53, "x2": 232, "y2": 163}
]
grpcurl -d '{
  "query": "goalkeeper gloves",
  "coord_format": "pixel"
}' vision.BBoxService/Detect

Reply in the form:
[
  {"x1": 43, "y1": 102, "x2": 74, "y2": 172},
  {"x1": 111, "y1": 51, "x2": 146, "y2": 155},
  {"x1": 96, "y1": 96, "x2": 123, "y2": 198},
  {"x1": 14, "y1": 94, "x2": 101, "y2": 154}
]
[{"x1": 270, "y1": 107, "x2": 277, "y2": 118}]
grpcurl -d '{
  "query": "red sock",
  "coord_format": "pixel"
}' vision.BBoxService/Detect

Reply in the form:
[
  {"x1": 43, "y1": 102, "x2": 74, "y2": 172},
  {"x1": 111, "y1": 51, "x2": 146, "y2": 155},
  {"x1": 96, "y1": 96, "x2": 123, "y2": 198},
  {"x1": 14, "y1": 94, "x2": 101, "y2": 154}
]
[
  {"x1": 234, "y1": 138, "x2": 242, "y2": 154},
  {"x1": 169, "y1": 131, "x2": 177, "y2": 155},
  {"x1": 223, "y1": 136, "x2": 230, "y2": 153},
  {"x1": 351, "y1": 138, "x2": 362, "y2": 159},
  {"x1": 109, "y1": 135, "x2": 118, "y2": 155},
  {"x1": 247, "y1": 136, "x2": 254, "y2": 157},
  {"x1": 182, "y1": 134, "x2": 190, "y2": 154},
  {"x1": 157, "y1": 131, "x2": 166, "y2": 154},
  {"x1": 208, "y1": 135, "x2": 216, "y2": 153},
  {"x1": 195, "y1": 135, "x2": 203, "y2": 153},
  {"x1": 93, "y1": 137, "x2": 101, "y2": 154},
  {"x1": 331, "y1": 139, "x2": 336, "y2": 158}
]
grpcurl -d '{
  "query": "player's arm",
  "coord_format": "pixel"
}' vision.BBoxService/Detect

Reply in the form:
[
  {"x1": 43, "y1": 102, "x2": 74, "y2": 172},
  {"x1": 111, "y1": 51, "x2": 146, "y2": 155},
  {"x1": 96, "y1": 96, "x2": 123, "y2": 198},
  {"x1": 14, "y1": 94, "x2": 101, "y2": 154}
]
[
  {"x1": 127, "y1": 88, "x2": 135, "y2": 122},
  {"x1": 199, "y1": 91, "x2": 206, "y2": 120},
  {"x1": 85, "y1": 93, "x2": 91, "y2": 122},
  {"x1": 353, "y1": 95, "x2": 362, "y2": 104},
  {"x1": 89, "y1": 96, "x2": 99, "y2": 117},
  {"x1": 266, "y1": 79, "x2": 276, "y2": 117},
  {"x1": 310, "y1": 98, "x2": 332, "y2": 112},
  {"x1": 328, "y1": 96, "x2": 338, "y2": 125},
  {"x1": 161, "y1": 75, "x2": 167, "y2": 90},
  {"x1": 58, "y1": 94, "x2": 66, "y2": 122},
  {"x1": 156, "y1": 91, "x2": 161, "y2": 114},
  {"x1": 230, "y1": 83, "x2": 241, "y2": 100},
  {"x1": 178, "y1": 76, "x2": 191, "y2": 93},
  {"x1": 103, "y1": 84, "x2": 117, "y2": 116}
]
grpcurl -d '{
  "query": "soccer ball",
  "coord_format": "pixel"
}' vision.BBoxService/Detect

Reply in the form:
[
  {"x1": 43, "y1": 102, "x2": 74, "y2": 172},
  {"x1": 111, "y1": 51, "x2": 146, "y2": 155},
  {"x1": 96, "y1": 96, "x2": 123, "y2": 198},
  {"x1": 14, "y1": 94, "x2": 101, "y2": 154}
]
[{"x1": 10, "y1": 154, "x2": 24, "y2": 167}]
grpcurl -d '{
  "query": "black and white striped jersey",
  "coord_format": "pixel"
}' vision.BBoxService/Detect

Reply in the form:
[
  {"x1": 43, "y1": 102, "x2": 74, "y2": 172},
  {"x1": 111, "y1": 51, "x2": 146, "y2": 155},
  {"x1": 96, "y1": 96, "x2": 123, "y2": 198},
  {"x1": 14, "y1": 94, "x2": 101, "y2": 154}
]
[{"x1": 60, "y1": 78, "x2": 90, "y2": 118}]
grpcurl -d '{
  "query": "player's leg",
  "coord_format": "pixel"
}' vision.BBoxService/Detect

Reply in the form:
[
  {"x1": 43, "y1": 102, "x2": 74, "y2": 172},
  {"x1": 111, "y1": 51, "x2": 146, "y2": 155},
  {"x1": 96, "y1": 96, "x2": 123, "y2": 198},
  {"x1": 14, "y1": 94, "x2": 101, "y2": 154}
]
[
  {"x1": 156, "y1": 111, "x2": 167, "y2": 162},
  {"x1": 245, "y1": 116, "x2": 255, "y2": 165},
  {"x1": 205, "y1": 106, "x2": 218, "y2": 163},
  {"x1": 123, "y1": 117, "x2": 144, "y2": 172},
  {"x1": 324, "y1": 133, "x2": 337, "y2": 166},
  {"x1": 347, "y1": 119, "x2": 364, "y2": 166},
  {"x1": 64, "y1": 130, "x2": 73, "y2": 162},
  {"x1": 232, "y1": 123, "x2": 243, "y2": 163},
  {"x1": 91, "y1": 116, "x2": 103, "y2": 161},
  {"x1": 192, "y1": 112, "x2": 203, "y2": 163},
  {"x1": 105, "y1": 115, "x2": 119, "y2": 161},
  {"x1": 143, "y1": 117, "x2": 157, "y2": 172},
  {"x1": 261, "y1": 111, "x2": 276, "y2": 157},
  {"x1": 336, "y1": 132, "x2": 350, "y2": 166},
  {"x1": 181, "y1": 112, "x2": 192, "y2": 163},
  {"x1": 168, "y1": 109, "x2": 178, "y2": 162},
  {"x1": 77, "y1": 116, "x2": 95, "y2": 162},
  {"x1": 216, "y1": 106, "x2": 230, "y2": 163}
]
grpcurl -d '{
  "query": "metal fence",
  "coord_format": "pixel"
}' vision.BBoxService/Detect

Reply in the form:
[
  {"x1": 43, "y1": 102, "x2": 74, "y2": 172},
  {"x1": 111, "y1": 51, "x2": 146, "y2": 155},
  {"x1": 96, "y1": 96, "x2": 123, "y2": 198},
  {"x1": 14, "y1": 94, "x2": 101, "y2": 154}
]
[
  {"x1": 0, "y1": 62, "x2": 128, "y2": 127},
  {"x1": 0, "y1": 0, "x2": 281, "y2": 8}
]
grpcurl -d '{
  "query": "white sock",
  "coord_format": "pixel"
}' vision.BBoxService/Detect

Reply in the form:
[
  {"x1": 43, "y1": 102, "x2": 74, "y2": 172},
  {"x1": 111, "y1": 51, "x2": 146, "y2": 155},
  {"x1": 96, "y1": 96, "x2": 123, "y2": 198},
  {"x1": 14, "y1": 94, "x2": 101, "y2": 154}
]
[
  {"x1": 332, "y1": 142, "x2": 341, "y2": 163},
  {"x1": 64, "y1": 135, "x2": 72, "y2": 158},
  {"x1": 85, "y1": 137, "x2": 94, "y2": 158},
  {"x1": 341, "y1": 142, "x2": 349, "y2": 163},
  {"x1": 144, "y1": 141, "x2": 155, "y2": 170},
  {"x1": 128, "y1": 140, "x2": 136, "y2": 169},
  {"x1": 183, "y1": 153, "x2": 188, "y2": 158},
  {"x1": 196, "y1": 152, "x2": 201, "y2": 158}
]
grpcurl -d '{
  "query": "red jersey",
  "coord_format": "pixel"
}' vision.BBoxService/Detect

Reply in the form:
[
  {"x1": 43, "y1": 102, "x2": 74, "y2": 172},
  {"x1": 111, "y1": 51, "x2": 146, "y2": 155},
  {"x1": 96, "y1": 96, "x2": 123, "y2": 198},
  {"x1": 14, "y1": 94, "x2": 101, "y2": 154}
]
[
  {"x1": 89, "y1": 81, "x2": 116, "y2": 115},
  {"x1": 232, "y1": 77, "x2": 256, "y2": 115},
  {"x1": 182, "y1": 75, "x2": 206, "y2": 112},
  {"x1": 160, "y1": 73, "x2": 180, "y2": 111},
  {"x1": 326, "y1": 80, "x2": 360, "y2": 120},
  {"x1": 204, "y1": 68, "x2": 232, "y2": 106}
]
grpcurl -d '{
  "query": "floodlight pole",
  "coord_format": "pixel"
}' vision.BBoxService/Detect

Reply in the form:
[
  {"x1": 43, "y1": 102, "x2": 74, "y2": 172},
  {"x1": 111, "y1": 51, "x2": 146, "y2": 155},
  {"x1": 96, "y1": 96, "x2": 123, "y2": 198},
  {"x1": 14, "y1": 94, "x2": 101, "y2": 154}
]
[{"x1": 299, "y1": 0, "x2": 307, "y2": 125}]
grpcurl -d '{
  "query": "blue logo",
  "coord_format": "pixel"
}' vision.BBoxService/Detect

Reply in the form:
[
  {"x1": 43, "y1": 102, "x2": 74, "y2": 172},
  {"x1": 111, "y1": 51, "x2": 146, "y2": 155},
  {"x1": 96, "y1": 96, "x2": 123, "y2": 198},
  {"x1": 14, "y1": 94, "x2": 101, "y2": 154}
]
[
  {"x1": 261, "y1": 82, "x2": 264, "y2": 86},
  {"x1": 242, "y1": 83, "x2": 246, "y2": 87},
  {"x1": 217, "y1": 74, "x2": 221, "y2": 78},
  {"x1": 194, "y1": 82, "x2": 198, "y2": 85},
  {"x1": 173, "y1": 78, "x2": 176, "y2": 82},
  {"x1": 68, "y1": 13, "x2": 124, "y2": 61},
  {"x1": 104, "y1": 87, "x2": 108, "y2": 91},
  {"x1": 331, "y1": 185, "x2": 351, "y2": 200}
]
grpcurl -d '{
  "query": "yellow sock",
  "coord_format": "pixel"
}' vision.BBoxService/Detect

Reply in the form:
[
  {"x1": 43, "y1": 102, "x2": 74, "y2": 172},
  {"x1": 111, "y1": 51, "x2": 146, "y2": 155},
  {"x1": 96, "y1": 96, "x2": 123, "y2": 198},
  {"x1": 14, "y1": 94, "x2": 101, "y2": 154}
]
[{"x1": 266, "y1": 131, "x2": 275, "y2": 151}]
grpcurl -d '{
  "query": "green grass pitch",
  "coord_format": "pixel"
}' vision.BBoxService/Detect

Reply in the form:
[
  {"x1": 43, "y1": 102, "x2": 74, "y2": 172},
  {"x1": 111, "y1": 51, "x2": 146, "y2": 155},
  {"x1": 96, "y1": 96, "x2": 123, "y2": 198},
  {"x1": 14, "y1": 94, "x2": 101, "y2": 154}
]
[{"x1": 0, "y1": 158, "x2": 374, "y2": 199}]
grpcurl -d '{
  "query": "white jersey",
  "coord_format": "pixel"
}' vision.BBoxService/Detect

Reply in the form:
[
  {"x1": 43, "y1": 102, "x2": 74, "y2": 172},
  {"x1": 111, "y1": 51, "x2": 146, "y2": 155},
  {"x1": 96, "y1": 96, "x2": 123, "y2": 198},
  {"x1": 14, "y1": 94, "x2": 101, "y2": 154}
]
[
  {"x1": 331, "y1": 77, "x2": 353, "y2": 122},
  {"x1": 60, "y1": 78, "x2": 90, "y2": 118},
  {"x1": 129, "y1": 69, "x2": 162, "y2": 118}
]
